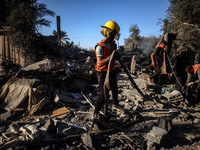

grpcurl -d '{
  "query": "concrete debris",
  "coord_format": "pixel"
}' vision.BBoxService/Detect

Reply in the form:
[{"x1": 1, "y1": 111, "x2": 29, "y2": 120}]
[
  {"x1": 147, "y1": 126, "x2": 167, "y2": 144},
  {"x1": 0, "y1": 51, "x2": 199, "y2": 150},
  {"x1": 19, "y1": 124, "x2": 40, "y2": 141},
  {"x1": 162, "y1": 90, "x2": 184, "y2": 103}
]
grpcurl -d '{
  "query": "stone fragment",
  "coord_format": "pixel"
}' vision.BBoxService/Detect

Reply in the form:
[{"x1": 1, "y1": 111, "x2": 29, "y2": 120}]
[
  {"x1": 147, "y1": 126, "x2": 167, "y2": 144},
  {"x1": 124, "y1": 103, "x2": 132, "y2": 111}
]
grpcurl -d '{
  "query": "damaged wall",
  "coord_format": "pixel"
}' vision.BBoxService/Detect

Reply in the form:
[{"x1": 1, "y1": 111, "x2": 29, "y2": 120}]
[{"x1": 0, "y1": 31, "x2": 23, "y2": 68}]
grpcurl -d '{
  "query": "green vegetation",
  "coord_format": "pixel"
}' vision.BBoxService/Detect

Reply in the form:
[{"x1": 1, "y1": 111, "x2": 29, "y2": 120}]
[
  {"x1": 167, "y1": 0, "x2": 200, "y2": 62},
  {"x1": 4, "y1": 0, "x2": 59, "y2": 65},
  {"x1": 124, "y1": 24, "x2": 160, "y2": 55}
]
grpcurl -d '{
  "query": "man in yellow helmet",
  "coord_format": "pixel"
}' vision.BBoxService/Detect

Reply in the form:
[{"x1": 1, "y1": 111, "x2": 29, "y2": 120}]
[{"x1": 94, "y1": 21, "x2": 123, "y2": 118}]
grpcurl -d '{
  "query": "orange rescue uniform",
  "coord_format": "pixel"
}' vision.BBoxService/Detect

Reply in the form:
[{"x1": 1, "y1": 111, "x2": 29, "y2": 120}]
[{"x1": 95, "y1": 41, "x2": 115, "y2": 72}]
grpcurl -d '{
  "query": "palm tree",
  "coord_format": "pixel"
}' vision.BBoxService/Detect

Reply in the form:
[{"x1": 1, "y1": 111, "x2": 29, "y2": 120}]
[
  {"x1": 6, "y1": 0, "x2": 55, "y2": 64},
  {"x1": 52, "y1": 30, "x2": 70, "y2": 43}
]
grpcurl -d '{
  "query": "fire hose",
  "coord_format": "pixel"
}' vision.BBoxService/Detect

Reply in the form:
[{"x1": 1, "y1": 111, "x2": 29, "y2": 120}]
[{"x1": 104, "y1": 51, "x2": 155, "y2": 117}]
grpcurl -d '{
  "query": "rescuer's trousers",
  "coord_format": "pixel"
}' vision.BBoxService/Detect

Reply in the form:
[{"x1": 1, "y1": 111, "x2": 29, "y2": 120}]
[
  {"x1": 150, "y1": 64, "x2": 161, "y2": 83},
  {"x1": 94, "y1": 70, "x2": 118, "y2": 114}
]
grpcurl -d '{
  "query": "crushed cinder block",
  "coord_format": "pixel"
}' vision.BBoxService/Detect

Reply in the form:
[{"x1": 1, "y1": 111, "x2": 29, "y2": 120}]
[{"x1": 147, "y1": 126, "x2": 167, "y2": 144}]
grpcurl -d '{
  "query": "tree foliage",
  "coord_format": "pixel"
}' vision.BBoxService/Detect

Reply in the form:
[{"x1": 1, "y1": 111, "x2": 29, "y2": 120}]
[
  {"x1": 52, "y1": 30, "x2": 70, "y2": 43},
  {"x1": 6, "y1": 0, "x2": 56, "y2": 64},
  {"x1": 124, "y1": 24, "x2": 140, "y2": 49},
  {"x1": 0, "y1": 0, "x2": 9, "y2": 26},
  {"x1": 167, "y1": 0, "x2": 200, "y2": 56}
]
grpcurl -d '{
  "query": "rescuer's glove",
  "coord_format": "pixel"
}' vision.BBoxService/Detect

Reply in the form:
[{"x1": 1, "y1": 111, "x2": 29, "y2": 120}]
[{"x1": 187, "y1": 82, "x2": 194, "y2": 86}]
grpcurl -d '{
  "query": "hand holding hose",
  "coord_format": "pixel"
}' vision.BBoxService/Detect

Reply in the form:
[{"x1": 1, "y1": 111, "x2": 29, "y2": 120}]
[{"x1": 187, "y1": 82, "x2": 194, "y2": 86}]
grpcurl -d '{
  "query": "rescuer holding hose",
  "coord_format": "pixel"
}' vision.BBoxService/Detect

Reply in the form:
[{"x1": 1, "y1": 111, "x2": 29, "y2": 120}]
[{"x1": 94, "y1": 21, "x2": 123, "y2": 119}]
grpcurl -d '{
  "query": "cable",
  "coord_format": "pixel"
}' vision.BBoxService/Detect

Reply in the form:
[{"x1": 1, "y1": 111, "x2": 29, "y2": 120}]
[{"x1": 166, "y1": 51, "x2": 184, "y2": 89}]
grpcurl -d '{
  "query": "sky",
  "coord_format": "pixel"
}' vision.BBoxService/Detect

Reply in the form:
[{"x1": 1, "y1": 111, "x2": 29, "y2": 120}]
[{"x1": 37, "y1": 0, "x2": 170, "y2": 49}]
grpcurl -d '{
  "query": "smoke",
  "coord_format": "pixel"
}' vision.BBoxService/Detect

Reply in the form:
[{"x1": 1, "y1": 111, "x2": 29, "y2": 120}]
[{"x1": 138, "y1": 36, "x2": 160, "y2": 55}]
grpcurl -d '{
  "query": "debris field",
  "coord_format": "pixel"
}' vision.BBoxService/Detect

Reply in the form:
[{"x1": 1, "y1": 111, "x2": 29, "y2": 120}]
[{"x1": 0, "y1": 50, "x2": 200, "y2": 150}]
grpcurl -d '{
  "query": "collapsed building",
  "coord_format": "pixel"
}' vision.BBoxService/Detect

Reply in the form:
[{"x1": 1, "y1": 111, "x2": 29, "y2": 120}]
[{"x1": 0, "y1": 32, "x2": 200, "y2": 150}]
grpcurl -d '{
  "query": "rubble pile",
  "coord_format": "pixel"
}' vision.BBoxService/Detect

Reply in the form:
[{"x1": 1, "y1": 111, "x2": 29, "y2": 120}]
[{"x1": 0, "y1": 55, "x2": 200, "y2": 150}]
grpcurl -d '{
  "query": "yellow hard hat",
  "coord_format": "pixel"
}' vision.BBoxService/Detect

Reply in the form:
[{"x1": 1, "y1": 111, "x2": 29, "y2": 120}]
[{"x1": 101, "y1": 21, "x2": 120, "y2": 33}]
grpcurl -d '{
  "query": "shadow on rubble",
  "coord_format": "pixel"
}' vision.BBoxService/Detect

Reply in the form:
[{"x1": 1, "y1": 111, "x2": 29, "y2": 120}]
[{"x1": 159, "y1": 124, "x2": 200, "y2": 149}]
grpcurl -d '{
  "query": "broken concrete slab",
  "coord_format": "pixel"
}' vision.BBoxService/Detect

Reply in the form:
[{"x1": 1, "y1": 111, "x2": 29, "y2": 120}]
[{"x1": 22, "y1": 59, "x2": 52, "y2": 71}]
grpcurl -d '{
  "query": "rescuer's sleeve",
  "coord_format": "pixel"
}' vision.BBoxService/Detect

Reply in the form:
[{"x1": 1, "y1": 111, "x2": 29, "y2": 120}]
[{"x1": 96, "y1": 45, "x2": 103, "y2": 57}]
